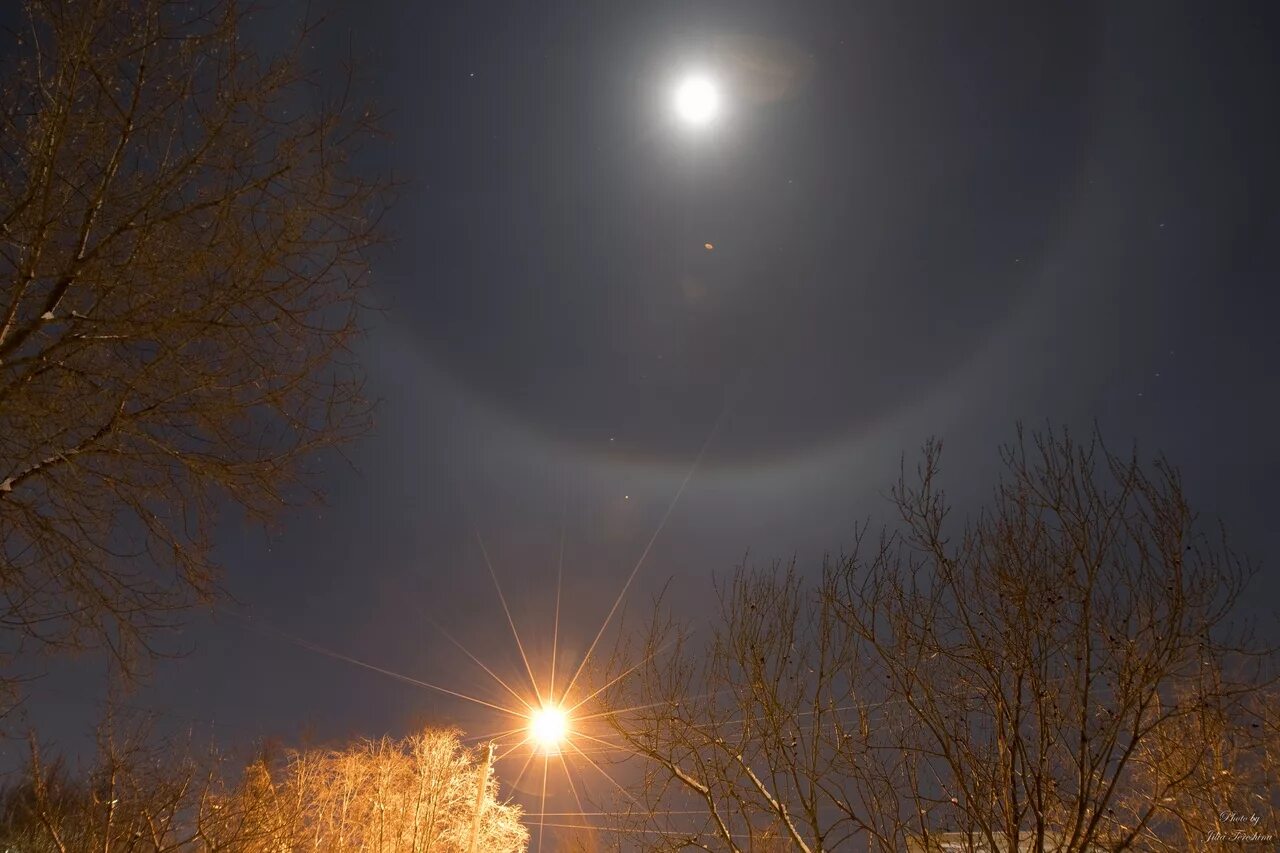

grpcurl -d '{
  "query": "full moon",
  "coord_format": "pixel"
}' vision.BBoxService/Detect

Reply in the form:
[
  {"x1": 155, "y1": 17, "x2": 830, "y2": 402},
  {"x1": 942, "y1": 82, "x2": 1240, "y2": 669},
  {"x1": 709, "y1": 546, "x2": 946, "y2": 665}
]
[{"x1": 673, "y1": 75, "x2": 720, "y2": 125}]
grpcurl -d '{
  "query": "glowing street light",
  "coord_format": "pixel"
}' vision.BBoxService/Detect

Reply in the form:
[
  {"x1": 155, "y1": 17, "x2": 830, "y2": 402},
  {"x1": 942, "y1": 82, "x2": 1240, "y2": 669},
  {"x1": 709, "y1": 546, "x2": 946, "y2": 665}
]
[{"x1": 528, "y1": 704, "x2": 569, "y2": 754}]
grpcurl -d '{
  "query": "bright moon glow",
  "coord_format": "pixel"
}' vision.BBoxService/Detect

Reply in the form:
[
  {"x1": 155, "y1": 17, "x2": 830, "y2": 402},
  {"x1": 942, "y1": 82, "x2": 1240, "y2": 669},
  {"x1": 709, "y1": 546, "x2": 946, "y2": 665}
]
[
  {"x1": 529, "y1": 705, "x2": 568, "y2": 754},
  {"x1": 673, "y1": 75, "x2": 720, "y2": 125}
]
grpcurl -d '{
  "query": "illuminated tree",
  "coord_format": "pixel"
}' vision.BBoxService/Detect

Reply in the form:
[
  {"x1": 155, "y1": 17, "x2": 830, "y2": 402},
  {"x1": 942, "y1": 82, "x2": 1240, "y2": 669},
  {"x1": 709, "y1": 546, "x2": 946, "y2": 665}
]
[
  {"x1": 0, "y1": 721, "x2": 529, "y2": 852},
  {"x1": 603, "y1": 427, "x2": 1273, "y2": 851},
  {"x1": 0, "y1": 0, "x2": 386, "y2": 694},
  {"x1": 232, "y1": 728, "x2": 529, "y2": 852},
  {"x1": 1110, "y1": 684, "x2": 1280, "y2": 850}
]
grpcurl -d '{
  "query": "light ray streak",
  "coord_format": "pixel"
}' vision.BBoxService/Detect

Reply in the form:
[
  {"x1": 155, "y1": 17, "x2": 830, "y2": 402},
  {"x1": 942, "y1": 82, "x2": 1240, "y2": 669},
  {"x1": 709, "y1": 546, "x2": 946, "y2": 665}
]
[
  {"x1": 571, "y1": 731, "x2": 631, "y2": 751},
  {"x1": 562, "y1": 402, "x2": 730, "y2": 702},
  {"x1": 424, "y1": 615, "x2": 534, "y2": 713},
  {"x1": 550, "y1": 507, "x2": 565, "y2": 705},
  {"x1": 287, "y1": 637, "x2": 521, "y2": 714},
  {"x1": 698, "y1": 688, "x2": 961, "y2": 734},
  {"x1": 557, "y1": 744, "x2": 631, "y2": 759},
  {"x1": 509, "y1": 747, "x2": 540, "y2": 796},
  {"x1": 556, "y1": 751, "x2": 586, "y2": 822},
  {"x1": 565, "y1": 642, "x2": 673, "y2": 715},
  {"x1": 572, "y1": 730, "x2": 643, "y2": 760},
  {"x1": 496, "y1": 736, "x2": 534, "y2": 764},
  {"x1": 535, "y1": 822, "x2": 754, "y2": 841},
  {"x1": 546, "y1": 731, "x2": 631, "y2": 755},
  {"x1": 573, "y1": 689, "x2": 729, "y2": 723},
  {"x1": 460, "y1": 725, "x2": 527, "y2": 745},
  {"x1": 475, "y1": 529, "x2": 545, "y2": 705},
  {"x1": 538, "y1": 755, "x2": 550, "y2": 853},
  {"x1": 233, "y1": 611, "x2": 521, "y2": 716},
  {"x1": 566, "y1": 739, "x2": 644, "y2": 809},
  {"x1": 523, "y1": 810, "x2": 714, "y2": 818}
]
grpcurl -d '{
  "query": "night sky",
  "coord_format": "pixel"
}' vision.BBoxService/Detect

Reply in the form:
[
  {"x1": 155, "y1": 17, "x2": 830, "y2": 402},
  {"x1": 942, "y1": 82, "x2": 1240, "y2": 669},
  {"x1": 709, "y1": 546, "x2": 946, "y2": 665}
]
[{"x1": 20, "y1": 0, "x2": 1280, "y2": 818}]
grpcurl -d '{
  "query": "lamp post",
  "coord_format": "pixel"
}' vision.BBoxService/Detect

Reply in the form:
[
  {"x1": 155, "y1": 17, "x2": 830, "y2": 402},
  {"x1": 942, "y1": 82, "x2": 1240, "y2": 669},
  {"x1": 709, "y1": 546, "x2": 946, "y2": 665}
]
[{"x1": 467, "y1": 740, "x2": 496, "y2": 853}]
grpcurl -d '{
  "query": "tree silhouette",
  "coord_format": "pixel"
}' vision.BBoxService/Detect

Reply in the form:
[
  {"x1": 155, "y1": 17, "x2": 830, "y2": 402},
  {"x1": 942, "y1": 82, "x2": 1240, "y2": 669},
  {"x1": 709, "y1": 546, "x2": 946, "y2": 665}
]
[
  {"x1": 0, "y1": 0, "x2": 387, "y2": 695},
  {"x1": 603, "y1": 427, "x2": 1274, "y2": 851}
]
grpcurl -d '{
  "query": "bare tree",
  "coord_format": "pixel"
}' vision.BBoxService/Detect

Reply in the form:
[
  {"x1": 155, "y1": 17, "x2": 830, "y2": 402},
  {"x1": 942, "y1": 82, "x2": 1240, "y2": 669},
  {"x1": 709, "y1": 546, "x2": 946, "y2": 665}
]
[
  {"x1": 600, "y1": 563, "x2": 915, "y2": 852},
  {"x1": 603, "y1": 427, "x2": 1274, "y2": 851},
  {"x1": 0, "y1": 0, "x2": 387, "y2": 691},
  {"x1": 0, "y1": 707, "x2": 273, "y2": 852},
  {"x1": 1108, "y1": 683, "x2": 1280, "y2": 849}
]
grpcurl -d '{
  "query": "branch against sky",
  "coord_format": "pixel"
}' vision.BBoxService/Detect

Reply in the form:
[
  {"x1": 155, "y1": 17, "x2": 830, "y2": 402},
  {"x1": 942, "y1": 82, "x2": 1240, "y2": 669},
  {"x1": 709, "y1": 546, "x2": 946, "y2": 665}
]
[
  {"x1": 0, "y1": 0, "x2": 389, "y2": 693},
  {"x1": 601, "y1": 426, "x2": 1275, "y2": 852}
]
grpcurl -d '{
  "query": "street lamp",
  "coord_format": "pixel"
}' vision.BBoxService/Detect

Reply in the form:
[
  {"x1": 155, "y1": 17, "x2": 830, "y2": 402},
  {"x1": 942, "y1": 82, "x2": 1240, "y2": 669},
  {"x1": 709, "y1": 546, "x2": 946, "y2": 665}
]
[{"x1": 529, "y1": 704, "x2": 569, "y2": 755}]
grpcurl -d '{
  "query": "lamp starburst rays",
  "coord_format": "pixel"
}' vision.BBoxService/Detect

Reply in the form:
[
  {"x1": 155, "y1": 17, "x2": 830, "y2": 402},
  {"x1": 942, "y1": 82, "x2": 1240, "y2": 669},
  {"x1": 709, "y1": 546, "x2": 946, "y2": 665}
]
[
  {"x1": 446, "y1": 406, "x2": 730, "y2": 845},
  {"x1": 248, "y1": 407, "x2": 732, "y2": 849},
  {"x1": 448, "y1": 533, "x2": 663, "y2": 852},
  {"x1": 468, "y1": 522, "x2": 660, "y2": 763},
  {"x1": 241, "y1": 541, "x2": 664, "y2": 848}
]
